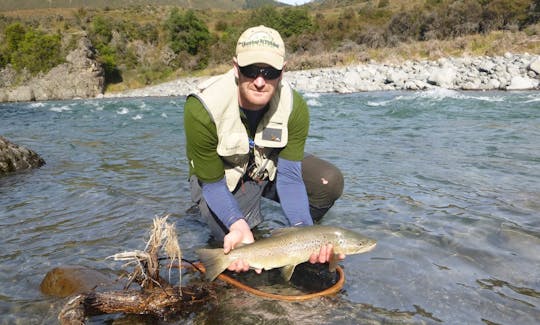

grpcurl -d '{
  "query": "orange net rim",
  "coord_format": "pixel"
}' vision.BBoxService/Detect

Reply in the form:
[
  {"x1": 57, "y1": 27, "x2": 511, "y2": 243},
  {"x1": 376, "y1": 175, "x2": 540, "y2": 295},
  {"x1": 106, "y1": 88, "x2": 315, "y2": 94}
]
[{"x1": 182, "y1": 261, "x2": 345, "y2": 302}]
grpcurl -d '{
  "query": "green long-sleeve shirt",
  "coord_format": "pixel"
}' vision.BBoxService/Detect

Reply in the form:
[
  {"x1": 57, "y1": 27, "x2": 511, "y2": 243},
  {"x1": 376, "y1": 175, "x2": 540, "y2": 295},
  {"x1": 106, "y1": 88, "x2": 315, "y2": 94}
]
[{"x1": 184, "y1": 89, "x2": 310, "y2": 183}]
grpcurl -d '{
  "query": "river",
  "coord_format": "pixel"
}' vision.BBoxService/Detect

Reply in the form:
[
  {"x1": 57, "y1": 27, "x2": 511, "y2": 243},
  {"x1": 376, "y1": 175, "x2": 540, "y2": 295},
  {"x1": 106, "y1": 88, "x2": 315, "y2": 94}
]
[{"x1": 1, "y1": 89, "x2": 539, "y2": 324}]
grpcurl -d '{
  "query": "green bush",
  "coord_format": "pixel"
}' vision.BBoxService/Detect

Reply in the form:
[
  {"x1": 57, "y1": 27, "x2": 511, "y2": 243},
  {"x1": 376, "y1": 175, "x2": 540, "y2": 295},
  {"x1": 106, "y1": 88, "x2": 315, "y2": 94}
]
[
  {"x1": 526, "y1": 0, "x2": 540, "y2": 24},
  {"x1": 90, "y1": 15, "x2": 113, "y2": 44},
  {"x1": 10, "y1": 28, "x2": 63, "y2": 74},
  {"x1": 165, "y1": 8, "x2": 211, "y2": 56},
  {"x1": 482, "y1": 0, "x2": 531, "y2": 30},
  {"x1": 215, "y1": 20, "x2": 228, "y2": 32},
  {"x1": 279, "y1": 8, "x2": 312, "y2": 37},
  {"x1": 0, "y1": 52, "x2": 7, "y2": 68},
  {"x1": 96, "y1": 43, "x2": 122, "y2": 84},
  {"x1": 245, "y1": 6, "x2": 312, "y2": 39},
  {"x1": 138, "y1": 23, "x2": 159, "y2": 45},
  {"x1": 4, "y1": 23, "x2": 26, "y2": 54},
  {"x1": 209, "y1": 27, "x2": 239, "y2": 65},
  {"x1": 431, "y1": 0, "x2": 483, "y2": 38},
  {"x1": 385, "y1": 8, "x2": 427, "y2": 43},
  {"x1": 246, "y1": 6, "x2": 281, "y2": 30}
]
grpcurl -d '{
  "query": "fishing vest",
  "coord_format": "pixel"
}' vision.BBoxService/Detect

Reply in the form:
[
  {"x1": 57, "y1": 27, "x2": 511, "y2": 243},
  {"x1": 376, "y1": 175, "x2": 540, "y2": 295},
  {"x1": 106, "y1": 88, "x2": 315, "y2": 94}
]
[{"x1": 189, "y1": 69, "x2": 293, "y2": 191}]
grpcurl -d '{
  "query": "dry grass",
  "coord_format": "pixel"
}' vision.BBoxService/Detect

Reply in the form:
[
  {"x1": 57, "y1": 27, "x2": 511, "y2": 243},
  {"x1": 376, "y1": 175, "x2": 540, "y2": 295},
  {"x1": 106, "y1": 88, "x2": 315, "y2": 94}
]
[
  {"x1": 109, "y1": 215, "x2": 182, "y2": 289},
  {"x1": 285, "y1": 29, "x2": 540, "y2": 70},
  {"x1": 1, "y1": 8, "x2": 78, "y2": 18}
]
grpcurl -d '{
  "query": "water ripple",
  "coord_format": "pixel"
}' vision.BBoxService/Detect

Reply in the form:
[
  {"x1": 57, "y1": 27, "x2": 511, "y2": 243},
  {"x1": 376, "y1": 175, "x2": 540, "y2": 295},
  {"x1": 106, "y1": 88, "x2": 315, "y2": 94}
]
[{"x1": 1, "y1": 92, "x2": 539, "y2": 324}]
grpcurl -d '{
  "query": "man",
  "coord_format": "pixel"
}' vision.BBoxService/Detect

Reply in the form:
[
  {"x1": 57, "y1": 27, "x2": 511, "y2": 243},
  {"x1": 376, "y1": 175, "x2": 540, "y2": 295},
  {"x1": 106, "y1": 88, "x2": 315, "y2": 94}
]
[{"x1": 184, "y1": 25, "x2": 344, "y2": 274}]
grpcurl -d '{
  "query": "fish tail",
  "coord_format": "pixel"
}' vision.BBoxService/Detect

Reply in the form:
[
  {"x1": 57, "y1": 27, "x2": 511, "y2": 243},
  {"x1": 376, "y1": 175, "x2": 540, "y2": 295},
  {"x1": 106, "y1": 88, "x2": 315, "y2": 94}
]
[{"x1": 196, "y1": 248, "x2": 229, "y2": 281}]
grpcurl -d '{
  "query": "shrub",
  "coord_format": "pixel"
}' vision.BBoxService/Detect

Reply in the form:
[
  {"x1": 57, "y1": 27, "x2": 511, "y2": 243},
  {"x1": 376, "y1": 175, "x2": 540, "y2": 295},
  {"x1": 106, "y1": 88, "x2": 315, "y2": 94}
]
[
  {"x1": 10, "y1": 29, "x2": 63, "y2": 74},
  {"x1": 95, "y1": 43, "x2": 122, "y2": 84},
  {"x1": 279, "y1": 7, "x2": 312, "y2": 37},
  {"x1": 0, "y1": 52, "x2": 7, "y2": 68},
  {"x1": 525, "y1": 0, "x2": 540, "y2": 25},
  {"x1": 4, "y1": 23, "x2": 26, "y2": 54},
  {"x1": 429, "y1": 0, "x2": 483, "y2": 38},
  {"x1": 209, "y1": 27, "x2": 238, "y2": 65},
  {"x1": 165, "y1": 8, "x2": 210, "y2": 56},
  {"x1": 90, "y1": 15, "x2": 113, "y2": 44},
  {"x1": 215, "y1": 20, "x2": 228, "y2": 32},
  {"x1": 138, "y1": 23, "x2": 159, "y2": 45},
  {"x1": 246, "y1": 6, "x2": 281, "y2": 30},
  {"x1": 385, "y1": 8, "x2": 427, "y2": 42},
  {"x1": 482, "y1": 0, "x2": 531, "y2": 31},
  {"x1": 246, "y1": 6, "x2": 312, "y2": 38}
]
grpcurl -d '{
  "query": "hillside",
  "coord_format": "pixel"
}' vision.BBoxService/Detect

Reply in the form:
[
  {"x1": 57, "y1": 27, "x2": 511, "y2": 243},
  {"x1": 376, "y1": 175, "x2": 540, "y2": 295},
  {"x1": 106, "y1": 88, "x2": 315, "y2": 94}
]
[
  {"x1": 0, "y1": 0, "x2": 286, "y2": 12},
  {"x1": 0, "y1": 0, "x2": 539, "y2": 94}
]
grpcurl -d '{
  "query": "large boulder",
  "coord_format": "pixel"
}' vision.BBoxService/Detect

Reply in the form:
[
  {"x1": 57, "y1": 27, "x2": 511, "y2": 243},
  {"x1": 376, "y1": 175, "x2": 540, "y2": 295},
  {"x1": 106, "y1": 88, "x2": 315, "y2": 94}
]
[
  {"x1": 0, "y1": 36, "x2": 105, "y2": 102},
  {"x1": 505, "y1": 76, "x2": 540, "y2": 90},
  {"x1": 40, "y1": 265, "x2": 116, "y2": 298},
  {"x1": 427, "y1": 67, "x2": 457, "y2": 88},
  {"x1": 0, "y1": 136, "x2": 45, "y2": 175},
  {"x1": 529, "y1": 57, "x2": 540, "y2": 75}
]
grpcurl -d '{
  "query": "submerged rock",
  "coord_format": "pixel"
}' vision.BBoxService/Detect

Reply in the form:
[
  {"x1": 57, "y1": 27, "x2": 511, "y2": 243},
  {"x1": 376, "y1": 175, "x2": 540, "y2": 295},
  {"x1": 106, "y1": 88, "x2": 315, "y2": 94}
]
[
  {"x1": 40, "y1": 265, "x2": 115, "y2": 298},
  {"x1": 0, "y1": 136, "x2": 45, "y2": 175}
]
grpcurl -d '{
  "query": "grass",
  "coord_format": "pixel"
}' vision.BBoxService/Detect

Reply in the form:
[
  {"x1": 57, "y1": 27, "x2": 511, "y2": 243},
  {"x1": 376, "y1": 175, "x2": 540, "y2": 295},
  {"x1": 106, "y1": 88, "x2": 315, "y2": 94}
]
[{"x1": 299, "y1": 29, "x2": 540, "y2": 68}]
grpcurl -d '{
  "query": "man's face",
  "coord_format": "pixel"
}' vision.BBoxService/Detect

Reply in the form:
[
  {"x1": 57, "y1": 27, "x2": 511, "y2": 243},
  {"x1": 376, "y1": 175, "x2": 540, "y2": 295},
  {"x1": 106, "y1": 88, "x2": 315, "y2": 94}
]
[{"x1": 234, "y1": 60, "x2": 284, "y2": 110}]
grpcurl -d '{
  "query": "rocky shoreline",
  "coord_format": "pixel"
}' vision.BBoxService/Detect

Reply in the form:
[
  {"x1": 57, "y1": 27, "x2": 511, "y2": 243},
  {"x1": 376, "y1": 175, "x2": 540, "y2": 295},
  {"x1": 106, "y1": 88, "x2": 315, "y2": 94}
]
[
  {"x1": 103, "y1": 52, "x2": 540, "y2": 99},
  {"x1": 1, "y1": 51, "x2": 539, "y2": 103}
]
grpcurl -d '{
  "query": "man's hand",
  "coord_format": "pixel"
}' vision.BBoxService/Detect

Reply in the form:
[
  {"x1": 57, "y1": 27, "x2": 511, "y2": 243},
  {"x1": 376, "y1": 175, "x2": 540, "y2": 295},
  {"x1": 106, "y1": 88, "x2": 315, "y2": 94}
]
[
  {"x1": 309, "y1": 243, "x2": 346, "y2": 264},
  {"x1": 223, "y1": 219, "x2": 262, "y2": 274}
]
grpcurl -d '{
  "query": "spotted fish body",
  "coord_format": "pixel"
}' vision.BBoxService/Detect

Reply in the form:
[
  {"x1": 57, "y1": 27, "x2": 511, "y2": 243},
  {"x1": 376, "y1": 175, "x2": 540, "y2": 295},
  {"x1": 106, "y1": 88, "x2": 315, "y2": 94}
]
[{"x1": 196, "y1": 225, "x2": 377, "y2": 281}]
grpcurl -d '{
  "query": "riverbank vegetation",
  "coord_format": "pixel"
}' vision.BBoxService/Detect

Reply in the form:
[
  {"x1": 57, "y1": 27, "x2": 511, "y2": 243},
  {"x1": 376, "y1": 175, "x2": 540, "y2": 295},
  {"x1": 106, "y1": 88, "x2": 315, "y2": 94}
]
[{"x1": 1, "y1": 0, "x2": 539, "y2": 91}]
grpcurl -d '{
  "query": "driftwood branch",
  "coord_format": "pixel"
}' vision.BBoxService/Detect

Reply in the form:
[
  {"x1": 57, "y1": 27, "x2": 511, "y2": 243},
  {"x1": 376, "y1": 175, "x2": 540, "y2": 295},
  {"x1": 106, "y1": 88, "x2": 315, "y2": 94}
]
[
  {"x1": 59, "y1": 285, "x2": 212, "y2": 324},
  {"x1": 58, "y1": 216, "x2": 213, "y2": 324}
]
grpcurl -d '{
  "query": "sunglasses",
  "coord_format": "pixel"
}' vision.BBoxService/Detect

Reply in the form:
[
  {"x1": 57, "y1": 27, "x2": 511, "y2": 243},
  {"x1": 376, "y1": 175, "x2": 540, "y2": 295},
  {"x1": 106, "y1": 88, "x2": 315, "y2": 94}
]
[{"x1": 239, "y1": 65, "x2": 282, "y2": 80}]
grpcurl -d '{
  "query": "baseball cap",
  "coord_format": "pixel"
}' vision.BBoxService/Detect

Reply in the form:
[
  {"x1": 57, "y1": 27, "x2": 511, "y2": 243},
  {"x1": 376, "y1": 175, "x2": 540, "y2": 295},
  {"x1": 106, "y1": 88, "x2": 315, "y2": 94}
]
[{"x1": 236, "y1": 25, "x2": 285, "y2": 70}]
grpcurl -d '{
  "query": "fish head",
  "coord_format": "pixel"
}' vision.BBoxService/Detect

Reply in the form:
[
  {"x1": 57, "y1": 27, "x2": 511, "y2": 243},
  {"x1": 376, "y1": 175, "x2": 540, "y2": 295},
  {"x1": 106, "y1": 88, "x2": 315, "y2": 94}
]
[{"x1": 333, "y1": 228, "x2": 377, "y2": 255}]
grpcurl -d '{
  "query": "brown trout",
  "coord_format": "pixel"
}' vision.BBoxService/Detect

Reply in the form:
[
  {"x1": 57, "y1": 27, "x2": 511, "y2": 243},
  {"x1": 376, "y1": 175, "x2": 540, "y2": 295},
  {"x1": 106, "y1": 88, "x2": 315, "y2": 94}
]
[{"x1": 196, "y1": 225, "x2": 377, "y2": 281}]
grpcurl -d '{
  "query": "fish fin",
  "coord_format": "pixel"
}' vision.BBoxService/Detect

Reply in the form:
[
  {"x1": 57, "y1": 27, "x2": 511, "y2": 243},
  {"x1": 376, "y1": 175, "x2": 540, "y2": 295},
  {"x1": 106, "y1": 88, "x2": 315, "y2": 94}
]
[
  {"x1": 281, "y1": 264, "x2": 297, "y2": 281},
  {"x1": 328, "y1": 254, "x2": 339, "y2": 272},
  {"x1": 271, "y1": 227, "x2": 298, "y2": 237},
  {"x1": 196, "y1": 248, "x2": 229, "y2": 281}
]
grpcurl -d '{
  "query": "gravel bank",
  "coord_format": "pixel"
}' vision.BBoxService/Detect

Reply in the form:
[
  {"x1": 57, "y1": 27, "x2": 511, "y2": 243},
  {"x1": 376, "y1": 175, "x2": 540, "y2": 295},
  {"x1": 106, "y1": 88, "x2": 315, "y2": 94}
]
[{"x1": 102, "y1": 52, "x2": 540, "y2": 99}]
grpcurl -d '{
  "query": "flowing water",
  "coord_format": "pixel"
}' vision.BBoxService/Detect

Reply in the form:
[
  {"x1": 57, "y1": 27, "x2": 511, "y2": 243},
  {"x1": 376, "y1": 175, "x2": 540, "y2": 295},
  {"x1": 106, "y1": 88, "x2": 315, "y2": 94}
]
[{"x1": 0, "y1": 89, "x2": 539, "y2": 324}]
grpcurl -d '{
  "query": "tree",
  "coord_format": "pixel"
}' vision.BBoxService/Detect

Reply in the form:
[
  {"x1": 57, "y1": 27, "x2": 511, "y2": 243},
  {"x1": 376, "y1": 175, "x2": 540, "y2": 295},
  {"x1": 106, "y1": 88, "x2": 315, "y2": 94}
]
[
  {"x1": 385, "y1": 9, "x2": 426, "y2": 43},
  {"x1": 0, "y1": 52, "x2": 6, "y2": 68},
  {"x1": 246, "y1": 6, "x2": 281, "y2": 30},
  {"x1": 10, "y1": 28, "x2": 63, "y2": 74},
  {"x1": 96, "y1": 44, "x2": 122, "y2": 84},
  {"x1": 279, "y1": 7, "x2": 312, "y2": 37},
  {"x1": 527, "y1": 0, "x2": 540, "y2": 24},
  {"x1": 246, "y1": 6, "x2": 312, "y2": 39},
  {"x1": 165, "y1": 8, "x2": 210, "y2": 56},
  {"x1": 482, "y1": 0, "x2": 531, "y2": 30},
  {"x1": 435, "y1": 0, "x2": 483, "y2": 37},
  {"x1": 4, "y1": 23, "x2": 26, "y2": 55},
  {"x1": 90, "y1": 15, "x2": 113, "y2": 45}
]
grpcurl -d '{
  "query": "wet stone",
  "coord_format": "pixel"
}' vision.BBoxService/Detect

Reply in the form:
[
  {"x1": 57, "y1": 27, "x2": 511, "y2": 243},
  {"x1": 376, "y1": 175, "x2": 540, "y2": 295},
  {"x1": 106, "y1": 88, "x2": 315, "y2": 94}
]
[{"x1": 40, "y1": 265, "x2": 114, "y2": 298}]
